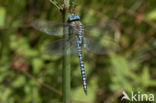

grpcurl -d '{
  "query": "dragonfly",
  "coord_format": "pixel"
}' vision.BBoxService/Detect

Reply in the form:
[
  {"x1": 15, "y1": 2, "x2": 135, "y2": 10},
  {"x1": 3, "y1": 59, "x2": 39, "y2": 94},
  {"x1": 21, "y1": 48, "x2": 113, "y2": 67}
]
[{"x1": 31, "y1": 14, "x2": 120, "y2": 95}]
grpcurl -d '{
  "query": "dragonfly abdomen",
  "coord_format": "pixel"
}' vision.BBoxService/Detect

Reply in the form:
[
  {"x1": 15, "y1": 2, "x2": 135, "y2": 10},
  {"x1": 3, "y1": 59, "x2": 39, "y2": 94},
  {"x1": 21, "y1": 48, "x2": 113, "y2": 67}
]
[{"x1": 76, "y1": 37, "x2": 87, "y2": 95}]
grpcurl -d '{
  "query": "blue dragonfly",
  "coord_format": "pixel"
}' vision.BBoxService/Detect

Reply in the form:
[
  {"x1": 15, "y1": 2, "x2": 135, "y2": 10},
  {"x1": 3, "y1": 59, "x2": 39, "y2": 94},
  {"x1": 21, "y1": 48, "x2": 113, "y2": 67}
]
[{"x1": 31, "y1": 14, "x2": 120, "y2": 95}]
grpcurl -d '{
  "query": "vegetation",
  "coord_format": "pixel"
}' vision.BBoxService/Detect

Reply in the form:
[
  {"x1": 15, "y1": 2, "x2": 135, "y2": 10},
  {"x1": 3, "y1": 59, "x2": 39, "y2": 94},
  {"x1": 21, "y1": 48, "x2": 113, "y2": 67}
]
[{"x1": 0, "y1": 0, "x2": 156, "y2": 103}]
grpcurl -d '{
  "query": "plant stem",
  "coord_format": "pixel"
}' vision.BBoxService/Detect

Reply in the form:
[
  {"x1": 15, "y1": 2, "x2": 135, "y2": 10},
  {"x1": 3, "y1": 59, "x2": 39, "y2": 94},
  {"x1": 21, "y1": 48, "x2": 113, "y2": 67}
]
[
  {"x1": 50, "y1": 0, "x2": 71, "y2": 102},
  {"x1": 62, "y1": 0, "x2": 70, "y2": 103}
]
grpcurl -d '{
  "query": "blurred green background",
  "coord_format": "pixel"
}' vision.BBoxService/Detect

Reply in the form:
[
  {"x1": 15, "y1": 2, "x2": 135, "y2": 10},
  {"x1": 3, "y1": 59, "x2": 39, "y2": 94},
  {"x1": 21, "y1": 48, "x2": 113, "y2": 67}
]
[{"x1": 0, "y1": 0, "x2": 156, "y2": 103}]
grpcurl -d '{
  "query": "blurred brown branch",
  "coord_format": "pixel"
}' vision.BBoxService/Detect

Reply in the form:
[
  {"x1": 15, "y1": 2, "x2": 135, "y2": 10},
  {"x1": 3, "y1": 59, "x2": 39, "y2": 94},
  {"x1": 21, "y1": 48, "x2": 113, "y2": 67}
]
[{"x1": 11, "y1": 54, "x2": 62, "y2": 96}]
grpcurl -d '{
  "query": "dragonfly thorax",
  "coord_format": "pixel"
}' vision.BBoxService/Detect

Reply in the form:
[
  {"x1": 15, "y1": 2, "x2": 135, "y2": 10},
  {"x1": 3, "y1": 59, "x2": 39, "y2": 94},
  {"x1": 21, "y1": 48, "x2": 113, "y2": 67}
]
[{"x1": 69, "y1": 21, "x2": 84, "y2": 36}]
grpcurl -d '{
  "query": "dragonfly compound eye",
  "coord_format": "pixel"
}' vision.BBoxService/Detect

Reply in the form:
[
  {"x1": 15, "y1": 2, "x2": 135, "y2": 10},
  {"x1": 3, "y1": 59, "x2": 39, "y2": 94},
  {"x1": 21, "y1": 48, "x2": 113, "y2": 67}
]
[{"x1": 68, "y1": 14, "x2": 80, "y2": 22}]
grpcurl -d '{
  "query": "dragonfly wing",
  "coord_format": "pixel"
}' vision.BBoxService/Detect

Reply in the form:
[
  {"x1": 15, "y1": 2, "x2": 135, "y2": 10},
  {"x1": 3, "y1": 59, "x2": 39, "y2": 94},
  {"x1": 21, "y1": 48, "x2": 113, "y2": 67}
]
[
  {"x1": 45, "y1": 38, "x2": 77, "y2": 56},
  {"x1": 83, "y1": 20, "x2": 120, "y2": 38},
  {"x1": 82, "y1": 20, "x2": 120, "y2": 54},
  {"x1": 83, "y1": 37, "x2": 120, "y2": 54},
  {"x1": 31, "y1": 20, "x2": 69, "y2": 36}
]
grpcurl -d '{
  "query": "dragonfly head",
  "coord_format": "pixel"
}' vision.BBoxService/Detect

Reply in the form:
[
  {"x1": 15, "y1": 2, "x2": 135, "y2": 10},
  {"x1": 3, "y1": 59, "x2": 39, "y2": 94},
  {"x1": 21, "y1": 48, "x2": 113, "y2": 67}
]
[{"x1": 68, "y1": 14, "x2": 80, "y2": 22}]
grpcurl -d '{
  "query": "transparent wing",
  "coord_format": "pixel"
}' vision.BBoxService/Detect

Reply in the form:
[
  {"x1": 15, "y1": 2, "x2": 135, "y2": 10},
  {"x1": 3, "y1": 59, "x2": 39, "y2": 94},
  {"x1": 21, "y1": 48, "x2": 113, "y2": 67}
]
[
  {"x1": 83, "y1": 20, "x2": 120, "y2": 38},
  {"x1": 83, "y1": 37, "x2": 120, "y2": 54},
  {"x1": 45, "y1": 38, "x2": 77, "y2": 56},
  {"x1": 31, "y1": 19, "x2": 70, "y2": 36},
  {"x1": 83, "y1": 20, "x2": 120, "y2": 54}
]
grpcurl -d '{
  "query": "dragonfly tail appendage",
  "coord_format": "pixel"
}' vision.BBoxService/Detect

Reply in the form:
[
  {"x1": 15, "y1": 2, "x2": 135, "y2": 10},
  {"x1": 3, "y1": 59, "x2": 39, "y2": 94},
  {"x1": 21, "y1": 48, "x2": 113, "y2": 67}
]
[{"x1": 76, "y1": 38, "x2": 87, "y2": 95}]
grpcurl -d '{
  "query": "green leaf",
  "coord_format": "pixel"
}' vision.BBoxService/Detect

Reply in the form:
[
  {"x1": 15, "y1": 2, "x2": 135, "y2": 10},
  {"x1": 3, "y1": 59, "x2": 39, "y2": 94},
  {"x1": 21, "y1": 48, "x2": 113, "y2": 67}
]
[
  {"x1": 109, "y1": 53, "x2": 134, "y2": 91},
  {"x1": 146, "y1": 9, "x2": 156, "y2": 20},
  {"x1": 12, "y1": 76, "x2": 26, "y2": 87},
  {"x1": 32, "y1": 58, "x2": 44, "y2": 74},
  {"x1": 32, "y1": 87, "x2": 40, "y2": 102},
  {"x1": 141, "y1": 66, "x2": 150, "y2": 86},
  {"x1": 110, "y1": 53, "x2": 130, "y2": 76},
  {"x1": 1, "y1": 88, "x2": 12, "y2": 102},
  {"x1": 0, "y1": 7, "x2": 6, "y2": 27}
]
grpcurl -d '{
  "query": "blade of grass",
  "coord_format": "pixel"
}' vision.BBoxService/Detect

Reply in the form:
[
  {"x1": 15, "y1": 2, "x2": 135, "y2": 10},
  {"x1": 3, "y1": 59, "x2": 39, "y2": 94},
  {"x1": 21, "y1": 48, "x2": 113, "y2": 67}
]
[{"x1": 49, "y1": 0, "x2": 63, "y2": 10}]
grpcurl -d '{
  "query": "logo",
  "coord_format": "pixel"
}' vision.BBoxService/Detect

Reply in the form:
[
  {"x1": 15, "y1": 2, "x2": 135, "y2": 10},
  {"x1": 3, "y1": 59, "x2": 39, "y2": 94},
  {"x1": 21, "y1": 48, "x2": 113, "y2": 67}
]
[{"x1": 121, "y1": 91, "x2": 155, "y2": 102}]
